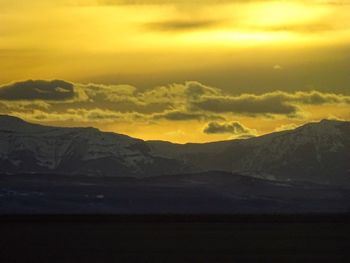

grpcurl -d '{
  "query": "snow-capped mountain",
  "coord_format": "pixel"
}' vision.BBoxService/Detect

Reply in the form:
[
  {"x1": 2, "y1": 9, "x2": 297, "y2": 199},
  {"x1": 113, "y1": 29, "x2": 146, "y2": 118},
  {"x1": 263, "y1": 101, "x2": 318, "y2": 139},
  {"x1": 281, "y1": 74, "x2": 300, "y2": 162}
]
[
  {"x1": 0, "y1": 115, "x2": 349, "y2": 185},
  {"x1": 0, "y1": 115, "x2": 187, "y2": 177},
  {"x1": 148, "y1": 119, "x2": 350, "y2": 185}
]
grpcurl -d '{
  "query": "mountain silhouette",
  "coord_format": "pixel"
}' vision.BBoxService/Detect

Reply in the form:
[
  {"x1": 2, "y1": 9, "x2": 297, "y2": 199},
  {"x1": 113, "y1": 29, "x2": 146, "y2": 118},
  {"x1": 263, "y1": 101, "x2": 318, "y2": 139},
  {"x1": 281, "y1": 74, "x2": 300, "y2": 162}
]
[
  {"x1": 149, "y1": 119, "x2": 350, "y2": 186},
  {"x1": 1, "y1": 115, "x2": 349, "y2": 186}
]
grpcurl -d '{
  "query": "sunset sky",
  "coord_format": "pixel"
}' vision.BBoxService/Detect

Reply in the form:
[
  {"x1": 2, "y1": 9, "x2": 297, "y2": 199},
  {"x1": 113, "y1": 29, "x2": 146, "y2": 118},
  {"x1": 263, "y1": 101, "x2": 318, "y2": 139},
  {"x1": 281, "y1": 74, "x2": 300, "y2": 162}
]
[{"x1": 1, "y1": 0, "x2": 350, "y2": 143}]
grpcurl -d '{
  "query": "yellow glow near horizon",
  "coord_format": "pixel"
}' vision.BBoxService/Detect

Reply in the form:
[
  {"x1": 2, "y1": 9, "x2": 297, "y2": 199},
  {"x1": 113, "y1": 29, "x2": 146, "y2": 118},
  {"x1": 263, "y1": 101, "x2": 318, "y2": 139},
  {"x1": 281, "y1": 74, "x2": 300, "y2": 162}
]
[
  {"x1": 72, "y1": 103, "x2": 350, "y2": 144},
  {"x1": 1, "y1": 0, "x2": 350, "y2": 143}
]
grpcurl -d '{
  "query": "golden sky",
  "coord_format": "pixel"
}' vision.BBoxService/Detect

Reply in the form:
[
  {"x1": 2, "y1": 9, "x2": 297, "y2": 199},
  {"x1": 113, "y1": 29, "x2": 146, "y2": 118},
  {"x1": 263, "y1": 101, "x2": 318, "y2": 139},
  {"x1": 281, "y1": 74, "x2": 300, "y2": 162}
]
[{"x1": 0, "y1": 0, "x2": 350, "y2": 143}]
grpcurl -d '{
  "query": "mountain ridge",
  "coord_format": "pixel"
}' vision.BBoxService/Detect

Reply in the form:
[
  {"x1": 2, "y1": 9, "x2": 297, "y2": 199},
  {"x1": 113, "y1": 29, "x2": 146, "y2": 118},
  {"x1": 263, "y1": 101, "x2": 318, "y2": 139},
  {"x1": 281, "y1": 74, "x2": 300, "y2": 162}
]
[
  {"x1": 147, "y1": 118, "x2": 350, "y2": 185},
  {"x1": 1, "y1": 114, "x2": 347, "y2": 144},
  {"x1": 0, "y1": 115, "x2": 188, "y2": 177},
  {"x1": 0, "y1": 115, "x2": 349, "y2": 186}
]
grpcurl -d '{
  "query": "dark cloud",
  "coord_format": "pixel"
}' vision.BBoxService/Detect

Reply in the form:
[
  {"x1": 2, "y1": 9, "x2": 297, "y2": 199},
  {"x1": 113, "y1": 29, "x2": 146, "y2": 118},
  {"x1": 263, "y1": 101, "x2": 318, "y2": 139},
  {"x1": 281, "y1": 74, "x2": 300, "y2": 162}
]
[
  {"x1": 185, "y1": 81, "x2": 220, "y2": 98},
  {"x1": 203, "y1": 121, "x2": 255, "y2": 135},
  {"x1": 0, "y1": 80, "x2": 75, "y2": 101},
  {"x1": 291, "y1": 91, "x2": 350, "y2": 104},
  {"x1": 145, "y1": 19, "x2": 337, "y2": 34},
  {"x1": 153, "y1": 110, "x2": 223, "y2": 121},
  {"x1": 145, "y1": 19, "x2": 221, "y2": 31},
  {"x1": 153, "y1": 111, "x2": 204, "y2": 121},
  {"x1": 192, "y1": 96, "x2": 299, "y2": 115},
  {"x1": 192, "y1": 90, "x2": 350, "y2": 116},
  {"x1": 1, "y1": 79, "x2": 349, "y2": 124}
]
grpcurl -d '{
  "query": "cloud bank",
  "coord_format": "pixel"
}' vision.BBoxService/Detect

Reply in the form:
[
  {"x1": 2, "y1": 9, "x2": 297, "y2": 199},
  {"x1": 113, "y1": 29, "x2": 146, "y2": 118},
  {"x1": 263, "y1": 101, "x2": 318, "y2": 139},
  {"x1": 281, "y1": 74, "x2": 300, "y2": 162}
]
[{"x1": 0, "y1": 79, "x2": 349, "y2": 127}]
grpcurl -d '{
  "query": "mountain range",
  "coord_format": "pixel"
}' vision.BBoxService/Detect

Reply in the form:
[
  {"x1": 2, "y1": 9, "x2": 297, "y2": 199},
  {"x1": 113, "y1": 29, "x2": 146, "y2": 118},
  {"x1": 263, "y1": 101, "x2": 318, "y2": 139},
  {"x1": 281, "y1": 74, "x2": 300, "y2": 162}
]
[
  {"x1": 1, "y1": 115, "x2": 349, "y2": 186},
  {"x1": 149, "y1": 119, "x2": 350, "y2": 186}
]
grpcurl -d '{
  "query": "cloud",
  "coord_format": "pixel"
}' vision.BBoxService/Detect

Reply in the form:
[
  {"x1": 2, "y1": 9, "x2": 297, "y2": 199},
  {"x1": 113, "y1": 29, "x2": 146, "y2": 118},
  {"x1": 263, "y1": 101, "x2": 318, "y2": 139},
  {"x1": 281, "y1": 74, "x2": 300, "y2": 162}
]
[
  {"x1": 153, "y1": 111, "x2": 205, "y2": 121},
  {"x1": 145, "y1": 19, "x2": 222, "y2": 31},
  {"x1": 144, "y1": 18, "x2": 339, "y2": 35},
  {"x1": 10, "y1": 108, "x2": 127, "y2": 124},
  {"x1": 139, "y1": 81, "x2": 218, "y2": 103},
  {"x1": 184, "y1": 81, "x2": 220, "y2": 98},
  {"x1": 290, "y1": 90, "x2": 350, "y2": 104},
  {"x1": 192, "y1": 90, "x2": 350, "y2": 116},
  {"x1": 203, "y1": 121, "x2": 256, "y2": 136},
  {"x1": 153, "y1": 110, "x2": 224, "y2": 121},
  {"x1": 0, "y1": 80, "x2": 75, "y2": 101},
  {"x1": 192, "y1": 95, "x2": 299, "y2": 116},
  {"x1": 1, "y1": 79, "x2": 349, "y2": 125},
  {"x1": 77, "y1": 83, "x2": 171, "y2": 114}
]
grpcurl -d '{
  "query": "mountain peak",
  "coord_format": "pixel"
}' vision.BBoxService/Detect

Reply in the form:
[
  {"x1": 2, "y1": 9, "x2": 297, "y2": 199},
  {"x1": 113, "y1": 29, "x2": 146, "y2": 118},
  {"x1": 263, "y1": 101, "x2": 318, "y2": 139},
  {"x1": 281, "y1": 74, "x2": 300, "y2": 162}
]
[
  {"x1": 0, "y1": 115, "x2": 101, "y2": 134},
  {"x1": 319, "y1": 118, "x2": 345, "y2": 124},
  {"x1": 301, "y1": 118, "x2": 348, "y2": 130},
  {"x1": 0, "y1": 114, "x2": 47, "y2": 133},
  {"x1": 0, "y1": 114, "x2": 25, "y2": 123},
  {"x1": 285, "y1": 118, "x2": 348, "y2": 139}
]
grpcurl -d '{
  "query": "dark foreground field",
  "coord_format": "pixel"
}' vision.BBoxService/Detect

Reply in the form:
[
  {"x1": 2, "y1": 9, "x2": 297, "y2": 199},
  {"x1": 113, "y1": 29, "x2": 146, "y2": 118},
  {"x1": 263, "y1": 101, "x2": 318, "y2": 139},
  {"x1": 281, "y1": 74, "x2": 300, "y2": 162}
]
[
  {"x1": 0, "y1": 215, "x2": 350, "y2": 262},
  {"x1": 1, "y1": 173, "x2": 350, "y2": 262},
  {"x1": 1, "y1": 172, "x2": 350, "y2": 214}
]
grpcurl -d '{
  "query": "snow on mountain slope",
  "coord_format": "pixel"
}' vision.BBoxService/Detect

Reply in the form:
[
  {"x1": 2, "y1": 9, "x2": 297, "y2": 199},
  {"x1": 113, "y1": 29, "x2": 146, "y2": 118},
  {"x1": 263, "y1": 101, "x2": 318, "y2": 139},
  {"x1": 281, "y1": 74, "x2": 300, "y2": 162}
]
[
  {"x1": 0, "y1": 115, "x2": 186, "y2": 177},
  {"x1": 1, "y1": 115, "x2": 349, "y2": 184},
  {"x1": 148, "y1": 119, "x2": 350, "y2": 185},
  {"x1": 223, "y1": 119, "x2": 350, "y2": 184}
]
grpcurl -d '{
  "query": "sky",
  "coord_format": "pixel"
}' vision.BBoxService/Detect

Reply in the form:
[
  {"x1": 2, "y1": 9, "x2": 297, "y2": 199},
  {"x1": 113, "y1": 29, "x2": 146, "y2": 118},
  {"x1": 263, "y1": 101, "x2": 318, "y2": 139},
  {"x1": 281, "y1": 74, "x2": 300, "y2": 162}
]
[{"x1": 0, "y1": 0, "x2": 350, "y2": 143}]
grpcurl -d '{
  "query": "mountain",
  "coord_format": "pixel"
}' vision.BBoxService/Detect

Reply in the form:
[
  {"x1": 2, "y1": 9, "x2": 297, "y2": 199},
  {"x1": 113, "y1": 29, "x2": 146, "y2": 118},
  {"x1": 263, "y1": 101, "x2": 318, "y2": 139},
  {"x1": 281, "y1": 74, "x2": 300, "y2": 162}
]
[
  {"x1": 1, "y1": 115, "x2": 350, "y2": 213},
  {"x1": 0, "y1": 115, "x2": 188, "y2": 177},
  {"x1": 0, "y1": 115, "x2": 349, "y2": 186},
  {"x1": 148, "y1": 119, "x2": 350, "y2": 186}
]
